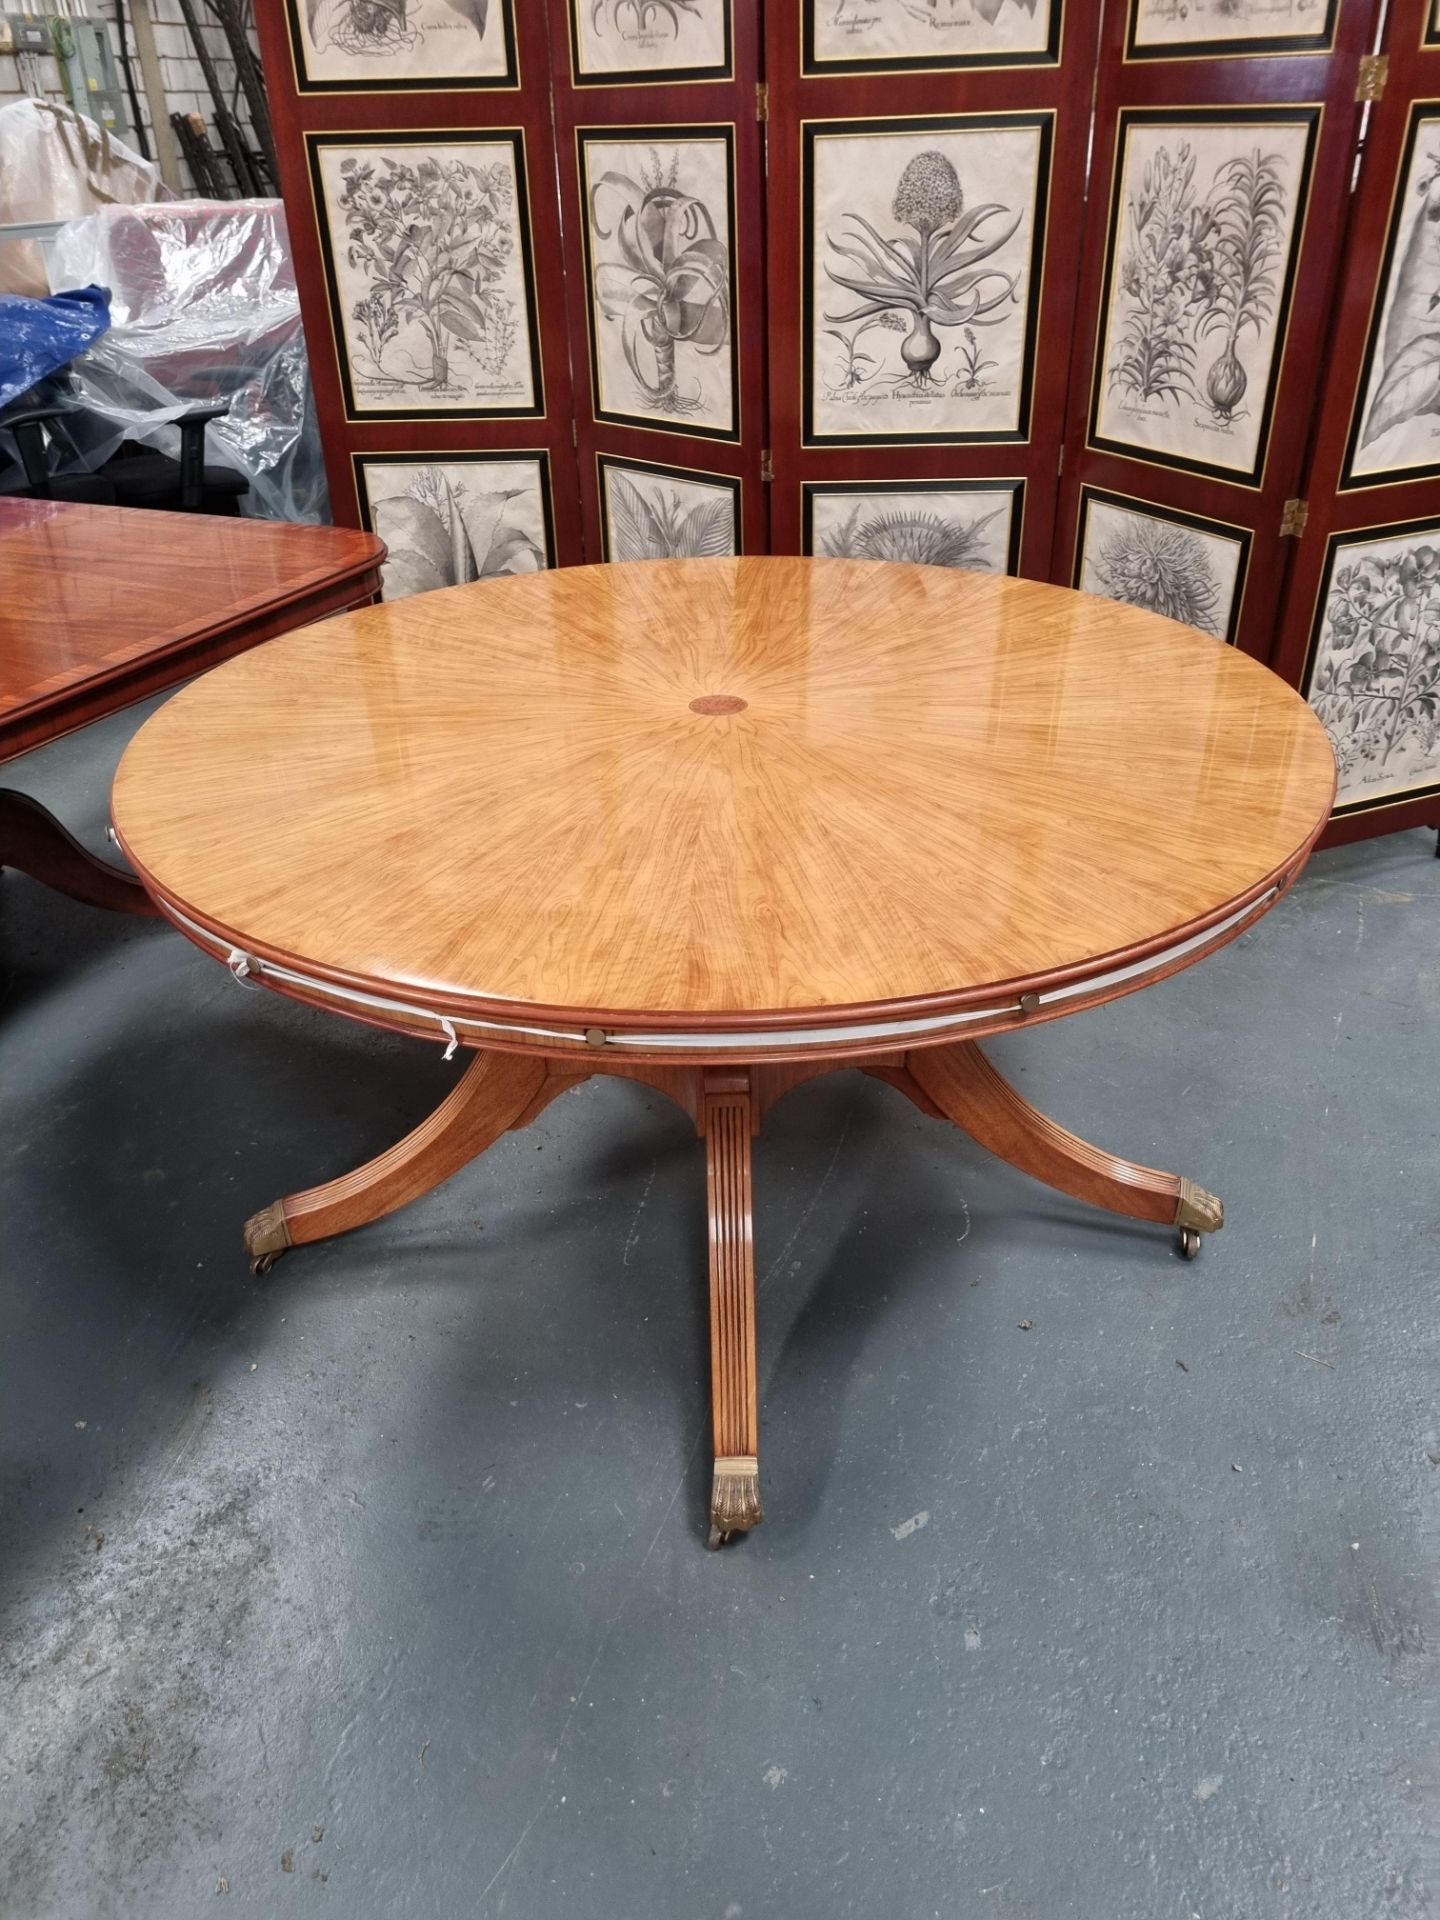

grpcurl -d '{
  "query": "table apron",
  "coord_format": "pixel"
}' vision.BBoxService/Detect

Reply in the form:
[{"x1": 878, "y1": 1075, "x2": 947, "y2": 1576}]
[{"x1": 151, "y1": 886, "x2": 1282, "y2": 1063}]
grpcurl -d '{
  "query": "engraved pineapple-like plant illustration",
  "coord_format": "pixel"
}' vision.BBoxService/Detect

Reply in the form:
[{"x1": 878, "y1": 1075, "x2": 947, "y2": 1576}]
[{"x1": 824, "y1": 150, "x2": 1021, "y2": 390}]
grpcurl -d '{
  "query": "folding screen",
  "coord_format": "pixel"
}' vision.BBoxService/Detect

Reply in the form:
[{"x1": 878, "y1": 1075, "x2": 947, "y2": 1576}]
[
  {"x1": 1050, "y1": 0, "x2": 1378, "y2": 658},
  {"x1": 251, "y1": 2, "x2": 584, "y2": 594},
  {"x1": 1270, "y1": 6, "x2": 1440, "y2": 846},
  {"x1": 546, "y1": 1, "x2": 769, "y2": 560},
  {"x1": 762, "y1": 0, "x2": 1101, "y2": 578}
]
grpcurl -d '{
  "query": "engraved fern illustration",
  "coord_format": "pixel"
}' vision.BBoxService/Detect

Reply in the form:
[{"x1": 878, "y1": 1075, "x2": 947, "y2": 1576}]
[{"x1": 609, "y1": 475, "x2": 732, "y2": 560}]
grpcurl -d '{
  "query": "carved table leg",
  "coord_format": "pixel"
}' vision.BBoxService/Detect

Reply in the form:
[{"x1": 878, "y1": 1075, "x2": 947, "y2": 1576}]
[
  {"x1": 701, "y1": 1068, "x2": 762, "y2": 1548},
  {"x1": 0, "y1": 789, "x2": 159, "y2": 916},
  {"x1": 900, "y1": 1042, "x2": 1223, "y2": 1259},
  {"x1": 243, "y1": 1049, "x2": 572, "y2": 1273}
]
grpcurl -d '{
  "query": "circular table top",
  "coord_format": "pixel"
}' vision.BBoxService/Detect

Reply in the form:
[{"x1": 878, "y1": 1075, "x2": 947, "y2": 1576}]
[{"x1": 112, "y1": 557, "x2": 1335, "y2": 1041}]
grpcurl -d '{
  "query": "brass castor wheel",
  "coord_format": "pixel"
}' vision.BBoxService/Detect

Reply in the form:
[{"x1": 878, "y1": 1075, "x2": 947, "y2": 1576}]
[
  {"x1": 1178, "y1": 1226, "x2": 1202, "y2": 1261},
  {"x1": 243, "y1": 1202, "x2": 291, "y2": 1278},
  {"x1": 250, "y1": 1249, "x2": 282, "y2": 1277},
  {"x1": 706, "y1": 1525, "x2": 732, "y2": 1551}
]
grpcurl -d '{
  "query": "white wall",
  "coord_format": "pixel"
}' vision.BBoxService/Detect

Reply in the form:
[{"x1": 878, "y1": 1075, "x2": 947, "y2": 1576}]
[{"x1": 0, "y1": 0, "x2": 260, "y2": 193}]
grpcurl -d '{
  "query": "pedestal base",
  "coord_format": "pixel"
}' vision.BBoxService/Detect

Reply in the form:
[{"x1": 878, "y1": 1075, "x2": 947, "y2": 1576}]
[{"x1": 241, "y1": 1041, "x2": 1224, "y2": 1542}]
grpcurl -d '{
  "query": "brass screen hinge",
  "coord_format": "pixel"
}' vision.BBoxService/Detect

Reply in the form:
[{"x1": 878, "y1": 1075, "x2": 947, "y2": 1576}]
[
  {"x1": 756, "y1": 81, "x2": 769, "y2": 121},
  {"x1": 760, "y1": 448, "x2": 774, "y2": 483},
  {"x1": 1356, "y1": 53, "x2": 1388, "y2": 101},
  {"x1": 1280, "y1": 497, "x2": 1309, "y2": 538}
]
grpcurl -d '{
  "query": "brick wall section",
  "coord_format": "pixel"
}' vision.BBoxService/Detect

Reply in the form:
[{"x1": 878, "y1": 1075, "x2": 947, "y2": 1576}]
[{"x1": 0, "y1": 0, "x2": 258, "y2": 193}]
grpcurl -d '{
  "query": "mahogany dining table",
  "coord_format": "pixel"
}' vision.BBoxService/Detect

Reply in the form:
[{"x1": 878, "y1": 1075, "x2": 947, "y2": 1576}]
[
  {"x1": 0, "y1": 497, "x2": 383, "y2": 914},
  {"x1": 108, "y1": 557, "x2": 1337, "y2": 1546}
]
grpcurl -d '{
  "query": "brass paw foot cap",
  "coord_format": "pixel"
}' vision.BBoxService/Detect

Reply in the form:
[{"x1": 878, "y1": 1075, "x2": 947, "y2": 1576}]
[
  {"x1": 243, "y1": 1200, "x2": 292, "y2": 1267},
  {"x1": 1176, "y1": 1179, "x2": 1224, "y2": 1234},
  {"x1": 710, "y1": 1455, "x2": 762, "y2": 1538}
]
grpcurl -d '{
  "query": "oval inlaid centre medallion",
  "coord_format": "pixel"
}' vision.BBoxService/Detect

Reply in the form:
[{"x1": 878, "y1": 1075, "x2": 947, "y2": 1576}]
[{"x1": 690, "y1": 694, "x2": 748, "y2": 716}]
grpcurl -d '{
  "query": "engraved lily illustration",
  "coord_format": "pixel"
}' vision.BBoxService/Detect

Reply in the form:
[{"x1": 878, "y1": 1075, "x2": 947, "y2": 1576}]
[
  {"x1": 824, "y1": 150, "x2": 1021, "y2": 388},
  {"x1": 1197, "y1": 150, "x2": 1285, "y2": 422},
  {"x1": 591, "y1": 151, "x2": 730, "y2": 415}
]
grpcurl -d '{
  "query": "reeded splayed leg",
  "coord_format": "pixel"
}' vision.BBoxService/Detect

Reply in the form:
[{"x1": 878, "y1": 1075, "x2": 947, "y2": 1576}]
[
  {"x1": 243, "y1": 1049, "x2": 578, "y2": 1273},
  {"x1": 897, "y1": 1042, "x2": 1223, "y2": 1259},
  {"x1": 702, "y1": 1068, "x2": 762, "y2": 1547}
]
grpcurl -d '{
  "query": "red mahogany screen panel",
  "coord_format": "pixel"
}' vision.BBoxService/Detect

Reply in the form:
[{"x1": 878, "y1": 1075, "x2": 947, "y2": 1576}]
[
  {"x1": 1049, "y1": 0, "x2": 1378, "y2": 660},
  {"x1": 762, "y1": 0, "x2": 1102, "y2": 582},
  {"x1": 252, "y1": 1, "x2": 585, "y2": 590},
  {"x1": 1271, "y1": 6, "x2": 1440, "y2": 847},
  {"x1": 546, "y1": 0, "x2": 769, "y2": 563}
]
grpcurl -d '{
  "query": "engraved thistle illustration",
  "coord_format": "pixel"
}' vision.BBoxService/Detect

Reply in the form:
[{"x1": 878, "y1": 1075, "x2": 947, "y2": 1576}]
[
  {"x1": 337, "y1": 151, "x2": 522, "y2": 400},
  {"x1": 819, "y1": 498, "x2": 1004, "y2": 568},
  {"x1": 1108, "y1": 140, "x2": 1288, "y2": 427},
  {"x1": 590, "y1": 149, "x2": 731, "y2": 419},
  {"x1": 823, "y1": 150, "x2": 1021, "y2": 392},
  {"x1": 1089, "y1": 514, "x2": 1223, "y2": 634},
  {"x1": 1308, "y1": 538, "x2": 1440, "y2": 804}
]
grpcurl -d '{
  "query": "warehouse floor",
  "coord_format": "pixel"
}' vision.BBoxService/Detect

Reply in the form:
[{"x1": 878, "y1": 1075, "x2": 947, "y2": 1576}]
[{"x1": 2, "y1": 699, "x2": 1437, "y2": 1920}]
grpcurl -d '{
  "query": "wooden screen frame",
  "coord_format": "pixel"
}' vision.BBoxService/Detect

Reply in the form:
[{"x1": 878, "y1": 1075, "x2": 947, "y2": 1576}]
[
  {"x1": 546, "y1": 0, "x2": 768, "y2": 563},
  {"x1": 764, "y1": 0, "x2": 1102, "y2": 580},
  {"x1": 1270, "y1": 10, "x2": 1440, "y2": 847},
  {"x1": 1049, "y1": 0, "x2": 1378, "y2": 662},
  {"x1": 251, "y1": 1, "x2": 584, "y2": 565}
]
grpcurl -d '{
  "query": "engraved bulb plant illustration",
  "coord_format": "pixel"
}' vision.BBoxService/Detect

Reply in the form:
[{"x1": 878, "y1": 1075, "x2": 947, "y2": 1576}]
[
  {"x1": 591, "y1": 0, "x2": 702, "y2": 35},
  {"x1": 591, "y1": 149, "x2": 730, "y2": 416},
  {"x1": 824, "y1": 149, "x2": 1021, "y2": 390},
  {"x1": 1196, "y1": 150, "x2": 1285, "y2": 423}
]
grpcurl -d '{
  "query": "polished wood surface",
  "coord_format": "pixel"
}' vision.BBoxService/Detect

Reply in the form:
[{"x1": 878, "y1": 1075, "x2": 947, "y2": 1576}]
[
  {"x1": 0, "y1": 789, "x2": 158, "y2": 917},
  {"x1": 112, "y1": 558, "x2": 1336, "y2": 1034},
  {"x1": 0, "y1": 498, "x2": 384, "y2": 761}
]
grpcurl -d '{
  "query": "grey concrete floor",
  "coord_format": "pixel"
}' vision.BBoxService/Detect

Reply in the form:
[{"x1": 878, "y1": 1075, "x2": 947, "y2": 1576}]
[{"x1": 1, "y1": 698, "x2": 1437, "y2": 1920}]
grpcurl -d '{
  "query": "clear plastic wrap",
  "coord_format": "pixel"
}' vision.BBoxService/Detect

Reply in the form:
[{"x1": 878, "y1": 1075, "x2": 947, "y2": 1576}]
[
  {"x1": 40, "y1": 200, "x2": 329, "y2": 523},
  {"x1": 0, "y1": 98, "x2": 171, "y2": 298}
]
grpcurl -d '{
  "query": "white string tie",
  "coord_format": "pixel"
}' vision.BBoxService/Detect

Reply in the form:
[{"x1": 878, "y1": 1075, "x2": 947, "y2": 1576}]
[
  {"x1": 226, "y1": 948, "x2": 259, "y2": 988},
  {"x1": 439, "y1": 1017, "x2": 459, "y2": 1061}
]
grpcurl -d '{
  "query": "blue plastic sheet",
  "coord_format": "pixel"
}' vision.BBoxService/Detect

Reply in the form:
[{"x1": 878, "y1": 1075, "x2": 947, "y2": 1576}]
[{"x1": 0, "y1": 284, "x2": 110, "y2": 410}]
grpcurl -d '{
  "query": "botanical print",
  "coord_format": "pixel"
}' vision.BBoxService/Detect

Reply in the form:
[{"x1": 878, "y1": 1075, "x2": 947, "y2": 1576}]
[
  {"x1": 1348, "y1": 114, "x2": 1440, "y2": 485},
  {"x1": 1129, "y1": 0, "x2": 1334, "y2": 55},
  {"x1": 582, "y1": 134, "x2": 735, "y2": 437},
  {"x1": 807, "y1": 484, "x2": 1018, "y2": 572},
  {"x1": 356, "y1": 458, "x2": 550, "y2": 599},
  {"x1": 600, "y1": 460, "x2": 737, "y2": 560},
  {"x1": 808, "y1": 119, "x2": 1047, "y2": 443},
  {"x1": 1307, "y1": 527, "x2": 1440, "y2": 811},
  {"x1": 1092, "y1": 114, "x2": 1314, "y2": 482},
  {"x1": 1076, "y1": 493, "x2": 1246, "y2": 643},
  {"x1": 292, "y1": 0, "x2": 513, "y2": 86},
  {"x1": 314, "y1": 138, "x2": 537, "y2": 417},
  {"x1": 809, "y1": 0, "x2": 1054, "y2": 69},
  {"x1": 571, "y1": 0, "x2": 730, "y2": 81}
]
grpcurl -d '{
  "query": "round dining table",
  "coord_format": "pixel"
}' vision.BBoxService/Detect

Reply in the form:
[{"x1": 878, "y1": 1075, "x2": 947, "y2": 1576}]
[{"x1": 111, "y1": 557, "x2": 1337, "y2": 1546}]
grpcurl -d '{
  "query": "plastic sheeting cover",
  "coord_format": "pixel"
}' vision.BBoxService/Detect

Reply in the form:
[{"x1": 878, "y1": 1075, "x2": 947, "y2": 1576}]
[{"x1": 43, "y1": 200, "x2": 328, "y2": 523}]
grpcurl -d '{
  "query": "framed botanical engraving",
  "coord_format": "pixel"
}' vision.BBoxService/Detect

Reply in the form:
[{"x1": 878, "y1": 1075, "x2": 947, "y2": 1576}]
[
  {"x1": 353, "y1": 453, "x2": 554, "y2": 600},
  {"x1": 577, "y1": 127, "x2": 738, "y2": 442},
  {"x1": 597, "y1": 455, "x2": 740, "y2": 560},
  {"x1": 1073, "y1": 488, "x2": 1250, "y2": 645},
  {"x1": 1302, "y1": 518, "x2": 1440, "y2": 817},
  {"x1": 803, "y1": 114, "x2": 1052, "y2": 448},
  {"x1": 568, "y1": 0, "x2": 732, "y2": 86},
  {"x1": 802, "y1": 478, "x2": 1023, "y2": 573},
  {"x1": 285, "y1": 0, "x2": 517, "y2": 91},
  {"x1": 1341, "y1": 105, "x2": 1440, "y2": 491},
  {"x1": 804, "y1": 0, "x2": 1060, "y2": 76},
  {"x1": 1087, "y1": 107, "x2": 1319, "y2": 488},
  {"x1": 308, "y1": 133, "x2": 543, "y2": 422},
  {"x1": 1124, "y1": 0, "x2": 1338, "y2": 62},
  {"x1": 1428, "y1": 1, "x2": 1440, "y2": 49}
]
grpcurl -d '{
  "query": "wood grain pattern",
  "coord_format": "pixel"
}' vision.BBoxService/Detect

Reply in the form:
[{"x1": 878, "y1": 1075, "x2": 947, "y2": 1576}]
[
  {"x1": 112, "y1": 558, "x2": 1336, "y2": 1040},
  {"x1": 906, "y1": 1041, "x2": 1222, "y2": 1236},
  {"x1": 703, "y1": 1068, "x2": 761, "y2": 1541},
  {"x1": 0, "y1": 499, "x2": 384, "y2": 761}
]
